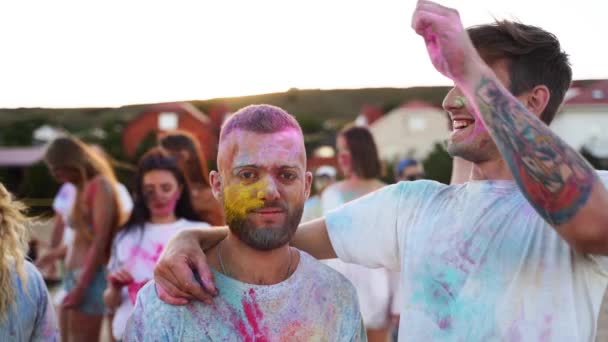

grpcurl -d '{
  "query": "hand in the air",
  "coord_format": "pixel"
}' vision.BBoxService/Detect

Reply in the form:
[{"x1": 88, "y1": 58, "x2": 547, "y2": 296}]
[{"x1": 411, "y1": 0, "x2": 484, "y2": 84}]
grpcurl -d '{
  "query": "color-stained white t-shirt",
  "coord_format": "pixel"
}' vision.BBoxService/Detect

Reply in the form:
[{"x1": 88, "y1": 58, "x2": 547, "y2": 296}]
[
  {"x1": 124, "y1": 252, "x2": 366, "y2": 342},
  {"x1": 326, "y1": 172, "x2": 608, "y2": 341},
  {"x1": 108, "y1": 218, "x2": 207, "y2": 340},
  {"x1": 321, "y1": 183, "x2": 395, "y2": 329}
]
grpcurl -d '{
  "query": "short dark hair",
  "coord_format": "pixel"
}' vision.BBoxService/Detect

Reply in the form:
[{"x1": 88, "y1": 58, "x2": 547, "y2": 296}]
[
  {"x1": 340, "y1": 125, "x2": 381, "y2": 179},
  {"x1": 467, "y1": 21, "x2": 572, "y2": 124},
  {"x1": 220, "y1": 104, "x2": 302, "y2": 141}
]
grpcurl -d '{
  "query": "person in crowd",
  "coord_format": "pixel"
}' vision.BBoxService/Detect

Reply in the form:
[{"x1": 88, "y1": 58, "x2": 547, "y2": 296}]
[
  {"x1": 0, "y1": 183, "x2": 60, "y2": 341},
  {"x1": 301, "y1": 165, "x2": 336, "y2": 222},
  {"x1": 104, "y1": 148, "x2": 206, "y2": 341},
  {"x1": 394, "y1": 158, "x2": 425, "y2": 182},
  {"x1": 125, "y1": 105, "x2": 364, "y2": 341},
  {"x1": 159, "y1": 131, "x2": 225, "y2": 226},
  {"x1": 44, "y1": 136, "x2": 127, "y2": 342},
  {"x1": 321, "y1": 125, "x2": 394, "y2": 342}
]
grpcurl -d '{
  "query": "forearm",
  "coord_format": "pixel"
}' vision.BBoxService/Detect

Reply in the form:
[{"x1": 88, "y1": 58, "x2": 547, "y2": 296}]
[
  {"x1": 49, "y1": 216, "x2": 65, "y2": 248},
  {"x1": 191, "y1": 226, "x2": 228, "y2": 251},
  {"x1": 463, "y1": 66, "x2": 598, "y2": 226},
  {"x1": 292, "y1": 218, "x2": 337, "y2": 259}
]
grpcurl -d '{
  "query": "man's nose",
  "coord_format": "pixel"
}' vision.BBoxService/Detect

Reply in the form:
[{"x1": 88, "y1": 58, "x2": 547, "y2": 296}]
[
  {"x1": 442, "y1": 87, "x2": 466, "y2": 113},
  {"x1": 256, "y1": 176, "x2": 280, "y2": 202}
]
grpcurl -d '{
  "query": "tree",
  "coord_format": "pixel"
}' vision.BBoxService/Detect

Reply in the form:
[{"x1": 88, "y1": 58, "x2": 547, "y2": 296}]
[{"x1": 422, "y1": 143, "x2": 453, "y2": 184}]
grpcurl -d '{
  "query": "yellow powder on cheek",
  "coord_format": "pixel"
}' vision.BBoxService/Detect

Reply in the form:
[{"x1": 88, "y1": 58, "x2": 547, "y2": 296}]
[{"x1": 223, "y1": 179, "x2": 268, "y2": 221}]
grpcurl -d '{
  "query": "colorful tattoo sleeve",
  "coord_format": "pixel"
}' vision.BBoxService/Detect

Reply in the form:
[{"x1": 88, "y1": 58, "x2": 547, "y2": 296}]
[{"x1": 472, "y1": 76, "x2": 597, "y2": 225}]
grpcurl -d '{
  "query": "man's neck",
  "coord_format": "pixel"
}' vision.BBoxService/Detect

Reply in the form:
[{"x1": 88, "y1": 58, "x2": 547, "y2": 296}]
[
  {"x1": 207, "y1": 233, "x2": 297, "y2": 285},
  {"x1": 470, "y1": 158, "x2": 514, "y2": 181}
]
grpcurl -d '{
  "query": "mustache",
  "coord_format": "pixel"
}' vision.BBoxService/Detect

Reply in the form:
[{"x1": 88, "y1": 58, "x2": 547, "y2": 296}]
[{"x1": 249, "y1": 200, "x2": 288, "y2": 212}]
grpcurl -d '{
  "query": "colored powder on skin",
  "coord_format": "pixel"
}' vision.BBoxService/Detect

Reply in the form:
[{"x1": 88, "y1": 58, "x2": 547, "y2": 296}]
[
  {"x1": 223, "y1": 179, "x2": 268, "y2": 222},
  {"x1": 149, "y1": 191, "x2": 180, "y2": 217}
]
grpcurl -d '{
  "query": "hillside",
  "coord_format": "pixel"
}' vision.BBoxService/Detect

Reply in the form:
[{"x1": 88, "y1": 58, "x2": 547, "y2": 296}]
[{"x1": 0, "y1": 86, "x2": 451, "y2": 130}]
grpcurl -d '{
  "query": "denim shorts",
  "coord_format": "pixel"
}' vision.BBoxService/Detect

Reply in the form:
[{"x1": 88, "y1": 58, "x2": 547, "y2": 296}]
[{"x1": 62, "y1": 266, "x2": 107, "y2": 315}]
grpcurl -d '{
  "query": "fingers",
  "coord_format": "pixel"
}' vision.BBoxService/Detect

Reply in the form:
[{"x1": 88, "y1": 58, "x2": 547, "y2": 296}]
[
  {"x1": 171, "y1": 259, "x2": 215, "y2": 304},
  {"x1": 192, "y1": 254, "x2": 218, "y2": 296},
  {"x1": 155, "y1": 282, "x2": 190, "y2": 306},
  {"x1": 154, "y1": 261, "x2": 212, "y2": 304},
  {"x1": 412, "y1": 0, "x2": 460, "y2": 34},
  {"x1": 416, "y1": 0, "x2": 459, "y2": 18}
]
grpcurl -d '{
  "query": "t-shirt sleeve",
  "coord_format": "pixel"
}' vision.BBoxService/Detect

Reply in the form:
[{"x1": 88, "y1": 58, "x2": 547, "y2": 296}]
[
  {"x1": 325, "y1": 181, "x2": 432, "y2": 271},
  {"x1": 117, "y1": 183, "x2": 134, "y2": 214},
  {"x1": 52, "y1": 183, "x2": 76, "y2": 217},
  {"x1": 28, "y1": 262, "x2": 60, "y2": 341},
  {"x1": 123, "y1": 282, "x2": 180, "y2": 342}
]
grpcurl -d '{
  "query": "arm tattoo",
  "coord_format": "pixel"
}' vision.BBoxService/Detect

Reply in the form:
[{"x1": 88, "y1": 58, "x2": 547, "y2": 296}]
[{"x1": 474, "y1": 76, "x2": 597, "y2": 225}]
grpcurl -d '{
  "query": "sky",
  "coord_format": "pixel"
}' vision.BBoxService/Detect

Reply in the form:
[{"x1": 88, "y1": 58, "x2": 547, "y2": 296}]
[{"x1": 0, "y1": 0, "x2": 606, "y2": 108}]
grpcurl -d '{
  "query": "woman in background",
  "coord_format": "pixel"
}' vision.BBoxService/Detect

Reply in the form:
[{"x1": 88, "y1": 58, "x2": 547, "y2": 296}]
[
  {"x1": 159, "y1": 131, "x2": 224, "y2": 226},
  {"x1": 44, "y1": 136, "x2": 127, "y2": 342},
  {"x1": 321, "y1": 125, "x2": 394, "y2": 342},
  {"x1": 103, "y1": 148, "x2": 207, "y2": 341},
  {"x1": 0, "y1": 183, "x2": 59, "y2": 341}
]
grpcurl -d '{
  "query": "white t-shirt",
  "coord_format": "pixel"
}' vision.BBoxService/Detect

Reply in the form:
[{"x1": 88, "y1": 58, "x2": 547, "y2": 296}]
[
  {"x1": 52, "y1": 183, "x2": 77, "y2": 245},
  {"x1": 321, "y1": 183, "x2": 395, "y2": 329},
  {"x1": 108, "y1": 218, "x2": 208, "y2": 340},
  {"x1": 124, "y1": 252, "x2": 365, "y2": 341},
  {"x1": 115, "y1": 183, "x2": 134, "y2": 216},
  {"x1": 326, "y1": 172, "x2": 608, "y2": 341}
]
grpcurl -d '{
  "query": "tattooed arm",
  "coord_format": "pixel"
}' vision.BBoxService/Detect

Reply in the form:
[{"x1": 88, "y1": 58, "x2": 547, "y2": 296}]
[
  {"x1": 472, "y1": 77, "x2": 608, "y2": 252},
  {"x1": 412, "y1": 0, "x2": 608, "y2": 253}
]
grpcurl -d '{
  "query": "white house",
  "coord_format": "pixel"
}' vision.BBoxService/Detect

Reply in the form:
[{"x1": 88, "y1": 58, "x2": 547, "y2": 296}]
[
  {"x1": 551, "y1": 80, "x2": 608, "y2": 158},
  {"x1": 369, "y1": 101, "x2": 450, "y2": 162}
]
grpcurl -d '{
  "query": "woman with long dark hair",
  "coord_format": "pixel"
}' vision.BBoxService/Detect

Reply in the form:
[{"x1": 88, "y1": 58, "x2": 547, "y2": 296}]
[
  {"x1": 159, "y1": 131, "x2": 225, "y2": 226},
  {"x1": 321, "y1": 125, "x2": 395, "y2": 342},
  {"x1": 103, "y1": 148, "x2": 207, "y2": 341},
  {"x1": 44, "y1": 136, "x2": 127, "y2": 342}
]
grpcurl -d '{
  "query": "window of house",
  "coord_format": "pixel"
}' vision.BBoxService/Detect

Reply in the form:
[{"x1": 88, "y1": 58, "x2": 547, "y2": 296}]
[
  {"x1": 409, "y1": 116, "x2": 427, "y2": 131},
  {"x1": 592, "y1": 89, "x2": 605, "y2": 100},
  {"x1": 158, "y1": 112, "x2": 178, "y2": 130}
]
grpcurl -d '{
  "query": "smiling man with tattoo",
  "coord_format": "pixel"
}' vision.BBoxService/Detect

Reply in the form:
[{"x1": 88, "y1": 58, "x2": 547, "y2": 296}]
[{"x1": 152, "y1": 1, "x2": 608, "y2": 340}]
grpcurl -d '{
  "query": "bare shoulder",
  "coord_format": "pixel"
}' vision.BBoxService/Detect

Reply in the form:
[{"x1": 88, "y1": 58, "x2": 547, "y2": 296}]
[{"x1": 88, "y1": 175, "x2": 116, "y2": 197}]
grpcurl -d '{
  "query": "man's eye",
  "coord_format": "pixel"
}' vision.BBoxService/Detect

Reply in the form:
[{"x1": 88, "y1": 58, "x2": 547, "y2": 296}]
[
  {"x1": 240, "y1": 171, "x2": 256, "y2": 180},
  {"x1": 281, "y1": 172, "x2": 296, "y2": 181}
]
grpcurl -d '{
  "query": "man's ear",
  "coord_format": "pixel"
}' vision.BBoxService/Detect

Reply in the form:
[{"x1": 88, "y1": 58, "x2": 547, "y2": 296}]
[
  {"x1": 304, "y1": 171, "x2": 313, "y2": 199},
  {"x1": 522, "y1": 84, "x2": 551, "y2": 118},
  {"x1": 209, "y1": 171, "x2": 223, "y2": 201}
]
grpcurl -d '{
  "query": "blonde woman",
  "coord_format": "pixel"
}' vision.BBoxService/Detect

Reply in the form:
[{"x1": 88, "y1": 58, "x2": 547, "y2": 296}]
[
  {"x1": 0, "y1": 184, "x2": 59, "y2": 341},
  {"x1": 44, "y1": 136, "x2": 127, "y2": 342}
]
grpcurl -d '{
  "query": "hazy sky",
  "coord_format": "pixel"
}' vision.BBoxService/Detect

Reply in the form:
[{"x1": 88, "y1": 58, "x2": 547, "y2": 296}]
[{"x1": 1, "y1": 0, "x2": 606, "y2": 108}]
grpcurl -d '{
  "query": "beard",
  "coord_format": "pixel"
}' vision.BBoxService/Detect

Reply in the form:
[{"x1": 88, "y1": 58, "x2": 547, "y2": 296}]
[
  {"x1": 446, "y1": 133, "x2": 498, "y2": 164},
  {"x1": 226, "y1": 200, "x2": 304, "y2": 251}
]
